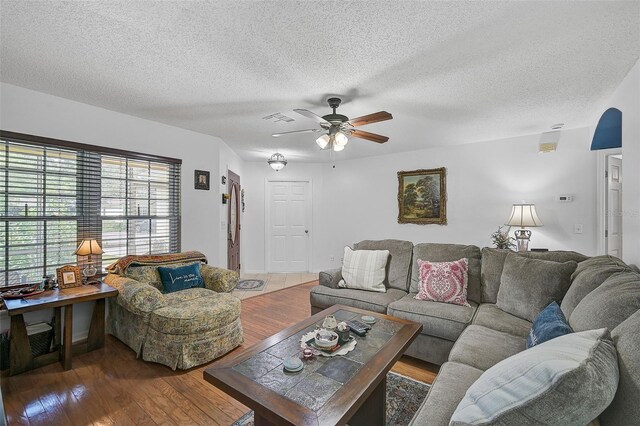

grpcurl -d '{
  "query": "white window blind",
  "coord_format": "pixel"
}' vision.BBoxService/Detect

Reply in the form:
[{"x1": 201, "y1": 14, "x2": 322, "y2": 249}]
[{"x1": 0, "y1": 132, "x2": 181, "y2": 288}]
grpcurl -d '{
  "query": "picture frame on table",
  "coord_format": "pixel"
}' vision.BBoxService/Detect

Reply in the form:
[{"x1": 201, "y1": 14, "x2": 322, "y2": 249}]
[
  {"x1": 56, "y1": 265, "x2": 83, "y2": 289},
  {"x1": 397, "y1": 167, "x2": 447, "y2": 225}
]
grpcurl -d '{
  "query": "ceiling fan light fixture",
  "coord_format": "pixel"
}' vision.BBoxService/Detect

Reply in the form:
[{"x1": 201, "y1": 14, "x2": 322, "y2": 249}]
[
  {"x1": 316, "y1": 134, "x2": 330, "y2": 149},
  {"x1": 267, "y1": 152, "x2": 287, "y2": 171},
  {"x1": 333, "y1": 143, "x2": 345, "y2": 152},
  {"x1": 334, "y1": 131, "x2": 348, "y2": 147}
]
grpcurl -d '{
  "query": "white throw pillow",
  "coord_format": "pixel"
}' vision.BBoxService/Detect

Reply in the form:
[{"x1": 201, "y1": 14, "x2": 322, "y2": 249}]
[
  {"x1": 338, "y1": 246, "x2": 389, "y2": 293},
  {"x1": 450, "y1": 328, "x2": 619, "y2": 425}
]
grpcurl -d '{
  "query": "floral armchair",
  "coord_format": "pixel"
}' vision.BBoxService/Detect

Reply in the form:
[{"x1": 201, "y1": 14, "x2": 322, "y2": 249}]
[{"x1": 104, "y1": 252, "x2": 243, "y2": 370}]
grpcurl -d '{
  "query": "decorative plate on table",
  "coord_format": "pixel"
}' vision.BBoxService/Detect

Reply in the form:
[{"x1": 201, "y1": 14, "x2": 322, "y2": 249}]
[
  {"x1": 283, "y1": 356, "x2": 304, "y2": 372},
  {"x1": 300, "y1": 329, "x2": 357, "y2": 357},
  {"x1": 1, "y1": 289, "x2": 45, "y2": 299},
  {"x1": 361, "y1": 315, "x2": 376, "y2": 324}
]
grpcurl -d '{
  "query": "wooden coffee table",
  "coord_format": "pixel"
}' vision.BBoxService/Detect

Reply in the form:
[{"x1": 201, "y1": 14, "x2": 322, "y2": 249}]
[{"x1": 203, "y1": 304, "x2": 422, "y2": 426}]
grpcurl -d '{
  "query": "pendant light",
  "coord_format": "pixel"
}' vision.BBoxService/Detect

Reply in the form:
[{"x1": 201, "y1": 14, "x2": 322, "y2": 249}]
[{"x1": 267, "y1": 153, "x2": 287, "y2": 171}]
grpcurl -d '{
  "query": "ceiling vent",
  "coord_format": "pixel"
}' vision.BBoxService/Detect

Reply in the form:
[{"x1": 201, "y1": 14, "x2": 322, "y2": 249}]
[{"x1": 263, "y1": 113, "x2": 295, "y2": 123}]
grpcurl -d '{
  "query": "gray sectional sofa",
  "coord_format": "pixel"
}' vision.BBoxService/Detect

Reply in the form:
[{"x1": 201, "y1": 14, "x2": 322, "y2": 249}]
[{"x1": 310, "y1": 240, "x2": 640, "y2": 425}]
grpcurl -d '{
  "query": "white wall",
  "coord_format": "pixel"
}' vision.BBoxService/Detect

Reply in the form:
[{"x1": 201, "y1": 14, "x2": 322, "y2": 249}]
[
  {"x1": 0, "y1": 83, "x2": 241, "y2": 338},
  {"x1": 596, "y1": 60, "x2": 640, "y2": 266},
  {"x1": 242, "y1": 127, "x2": 598, "y2": 272},
  {"x1": 0, "y1": 81, "x2": 608, "y2": 337}
]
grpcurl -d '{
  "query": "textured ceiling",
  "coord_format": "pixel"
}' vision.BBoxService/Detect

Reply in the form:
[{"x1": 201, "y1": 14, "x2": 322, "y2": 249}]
[{"x1": 1, "y1": 1, "x2": 638, "y2": 162}]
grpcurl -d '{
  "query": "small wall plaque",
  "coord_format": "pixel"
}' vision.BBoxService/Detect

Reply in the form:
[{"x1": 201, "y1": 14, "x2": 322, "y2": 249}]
[{"x1": 195, "y1": 170, "x2": 210, "y2": 190}]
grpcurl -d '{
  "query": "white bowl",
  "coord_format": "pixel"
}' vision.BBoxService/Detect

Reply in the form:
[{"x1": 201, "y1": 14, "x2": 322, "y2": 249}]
[{"x1": 315, "y1": 330, "x2": 339, "y2": 349}]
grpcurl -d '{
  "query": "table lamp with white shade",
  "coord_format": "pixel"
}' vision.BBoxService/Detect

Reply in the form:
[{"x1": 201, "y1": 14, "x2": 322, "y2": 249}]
[
  {"x1": 505, "y1": 203, "x2": 543, "y2": 252},
  {"x1": 74, "y1": 239, "x2": 104, "y2": 283}
]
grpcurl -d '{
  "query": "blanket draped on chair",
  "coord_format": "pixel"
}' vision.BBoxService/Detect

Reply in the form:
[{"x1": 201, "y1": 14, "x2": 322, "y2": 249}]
[{"x1": 106, "y1": 250, "x2": 208, "y2": 275}]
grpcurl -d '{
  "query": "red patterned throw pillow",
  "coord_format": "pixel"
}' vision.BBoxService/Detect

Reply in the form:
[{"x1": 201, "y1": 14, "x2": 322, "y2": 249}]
[{"x1": 415, "y1": 258, "x2": 470, "y2": 307}]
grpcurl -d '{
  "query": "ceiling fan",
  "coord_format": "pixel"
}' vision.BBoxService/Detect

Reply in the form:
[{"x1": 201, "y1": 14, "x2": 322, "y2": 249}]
[{"x1": 272, "y1": 97, "x2": 393, "y2": 151}]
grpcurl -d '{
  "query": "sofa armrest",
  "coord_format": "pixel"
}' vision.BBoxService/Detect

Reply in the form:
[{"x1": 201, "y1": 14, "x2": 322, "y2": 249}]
[
  {"x1": 104, "y1": 273, "x2": 166, "y2": 315},
  {"x1": 201, "y1": 264, "x2": 238, "y2": 293},
  {"x1": 319, "y1": 268, "x2": 343, "y2": 289}
]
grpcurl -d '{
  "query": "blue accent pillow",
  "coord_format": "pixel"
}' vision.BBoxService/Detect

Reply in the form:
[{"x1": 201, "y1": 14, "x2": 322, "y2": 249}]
[
  {"x1": 157, "y1": 262, "x2": 204, "y2": 293},
  {"x1": 526, "y1": 301, "x2": 573, "y2": 348}
]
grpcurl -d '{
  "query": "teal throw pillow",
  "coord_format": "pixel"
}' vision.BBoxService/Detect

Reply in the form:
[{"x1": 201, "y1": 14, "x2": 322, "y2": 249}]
[{"x1": 157, "y1": 262, "x2": 204, "y2": 293}]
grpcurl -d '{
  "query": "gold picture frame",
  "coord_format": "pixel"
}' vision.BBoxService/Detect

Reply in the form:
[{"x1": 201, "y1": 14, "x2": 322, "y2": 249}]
[
  {"x1": 397, "y1": 167, "x2": 447, "y2": 225},
  {"x1": 56, "y1": 265, "x2": 83, "y2": 289}
]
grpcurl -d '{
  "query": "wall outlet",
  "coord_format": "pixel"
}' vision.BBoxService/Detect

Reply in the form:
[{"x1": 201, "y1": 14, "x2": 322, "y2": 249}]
[{"x1": 574, "y1": 223, "x2": 584, "y2": 234}]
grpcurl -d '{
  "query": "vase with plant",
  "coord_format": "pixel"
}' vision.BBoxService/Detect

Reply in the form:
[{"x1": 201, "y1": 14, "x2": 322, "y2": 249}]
[{"x1": 490, "y1": 226, "x2": 516, "y2": 250}]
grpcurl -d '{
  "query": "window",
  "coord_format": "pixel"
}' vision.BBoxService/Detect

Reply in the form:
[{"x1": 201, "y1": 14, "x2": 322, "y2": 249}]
[
  {"x1": 0, "y1": 131, "x2": 181, "y2": 288},
  {"x1": 100, "y1": 156, "x2": 180, "y2": 265}
]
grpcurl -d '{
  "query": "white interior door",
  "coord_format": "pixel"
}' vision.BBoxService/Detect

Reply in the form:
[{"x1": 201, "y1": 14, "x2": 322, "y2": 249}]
[
  {"x1": 606, "y1": 155, "x2": 623, "y2": 257},
  {"x1": 267, "y1": 181, "x2": 311, "y2": 272}
]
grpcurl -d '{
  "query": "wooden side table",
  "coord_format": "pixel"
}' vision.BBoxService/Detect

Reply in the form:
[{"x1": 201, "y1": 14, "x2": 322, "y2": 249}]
[{"x1": 3, "y1": 282, "x2": 118, "y2": 375}]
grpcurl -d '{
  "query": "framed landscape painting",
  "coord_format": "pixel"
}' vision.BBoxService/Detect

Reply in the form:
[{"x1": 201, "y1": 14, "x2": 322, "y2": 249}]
[{"x1": 397, "y1": 167, "x2": 447, "y2": 225}]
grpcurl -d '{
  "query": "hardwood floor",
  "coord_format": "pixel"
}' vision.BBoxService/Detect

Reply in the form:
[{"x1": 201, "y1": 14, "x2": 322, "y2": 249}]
[{"x1": 1, "y1": 281, "x2": 439, "y2": 425}]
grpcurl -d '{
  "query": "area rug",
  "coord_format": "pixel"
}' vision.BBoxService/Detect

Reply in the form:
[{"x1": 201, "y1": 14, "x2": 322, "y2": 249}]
[
  {"x1": 235, "y1": 279, "x2": 266, "y2": 291},
  {"x1": 231, "y1": 372, "x2": 430, "y2": 426}
]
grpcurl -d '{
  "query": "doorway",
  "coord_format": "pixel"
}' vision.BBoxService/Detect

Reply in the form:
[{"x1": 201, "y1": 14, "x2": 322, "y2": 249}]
[
  {"x1": 227, "y1": 170, "x2": 241, "y2": 274},
  {"x1": 598, "y1": 151, "x2": 623, "y2": 257},
  {"x1": 606, "y1": 154, "x2": 623, "y2": 257},
  {"x1": 265, "y1": 180, "x2": 312, "y2": 272}
]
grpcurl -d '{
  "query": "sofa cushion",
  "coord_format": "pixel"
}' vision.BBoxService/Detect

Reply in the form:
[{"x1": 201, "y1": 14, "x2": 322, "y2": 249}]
[
  {"x1": 354, "y1": 239, "x2": 413, "y2": 291},
  {"x1": 163, "y1": 287, "x2": 216, "y2": 306},
  {"x1": 569, "y1": 270, "x2": 640, "y2": 332},
  {"x1": 471, "y1": 303, "x2": 531, "y2": 338},
  {"x1": 200, "y1": 264, "x2": 238, "y2": 293},
  {"x1": 480, "y1": 248, "x2": 588, "y2": 304},
  {"x1": 124, "y1": 265, "x2": 163, "y2": 290},
  {"x1": 387, "y1": 294, "x2": 477, "y2": 341},
  {"x1": 527, "y1": 301, "x2": 572, "y2": 348},
  {"x1": 410, "y1": 243, "x2": 482, "y2": 303},
  {"x1": 149, "y1": 293, "x2": 241, "y2": 335},
  {"x1": 415, "y1": 258, "x2": 470, "y2": 307},
  {"x1": 561, "y1": 255, "x2": 632, "y2": 318},
  {"x1": 600, "y1": 309, "x2": 640, "y2": 425},
  {"x1": 450, "y1": 329, "x2": 619, "y2": 426},
  {"x1": 448, "y1": 325, "x2": 525, "y2": 371},
  {"x1": 339, "y1": 246, "x2": 389, "y2": 293},
  {"x1": 409, "y1": 362, "x2": 483, "y2": 426},
  {"x1": 496, "y1": 254, "x2": 577, "y2": 322},
  {"x1": 403, "y1": 333, "x2": 456, "y2": 366},
  {"x1": 309, "y1": 285, "x2": 406, "y2": 314}
]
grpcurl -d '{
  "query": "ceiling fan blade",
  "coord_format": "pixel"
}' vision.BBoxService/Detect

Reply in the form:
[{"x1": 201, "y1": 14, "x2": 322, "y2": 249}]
[
  {"x1": 294, "y1": 109, "x2": 330, "y2": 125},
  {"x1": 350, "y1": 129, "x2": 389, "y2": 144},
  {"x1": 271, "y1": 129, "x2": 321, "y2": 137},
  {"x1": 349, "y1": 111, "x2": 393, "y2": 127}
]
